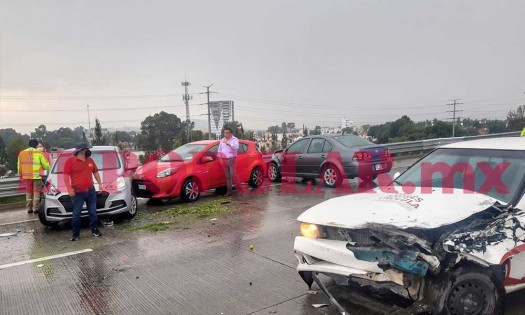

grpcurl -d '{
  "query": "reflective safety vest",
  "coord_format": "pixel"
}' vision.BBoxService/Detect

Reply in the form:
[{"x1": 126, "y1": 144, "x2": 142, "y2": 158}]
[
  {"x1": 521, "y1": 127, "x2": 525, "y2": 137},
  {"x1": 17, "y1": 148, "x2": 51, "y2": 180}
]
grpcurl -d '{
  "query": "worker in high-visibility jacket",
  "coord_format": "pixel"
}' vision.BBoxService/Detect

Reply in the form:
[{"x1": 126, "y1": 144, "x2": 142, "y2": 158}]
[
  {"x1": 17, "y1": 139, "x2": 51, "y2": 214},
  {"x1": 521, "y1": 126, "x2": 525, "y2": 137}
]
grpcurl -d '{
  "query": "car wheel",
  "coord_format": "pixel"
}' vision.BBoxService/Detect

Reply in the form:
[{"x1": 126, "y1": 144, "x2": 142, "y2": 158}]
[
  {"x1": 432, "y1": 266, "x2": 505, "y2": 315},
  {"x1": 180, "y1": 178, "x2": 200, "y2": 202},
  {"x1": 248, "y1": 167, "x2": 264, "y2": 188},
  {"x1": 38, "y1": 201, "x2": 51, "y2": 226},
  {"x1": 321, "y1": 164, "x2": 342, "y2": 188},
  {"x1": 125, "y1": 194, "x2": 138, "y2": 219},
  {"x1": 268, "y1": 162, "x2": 281, "y2": 182}
]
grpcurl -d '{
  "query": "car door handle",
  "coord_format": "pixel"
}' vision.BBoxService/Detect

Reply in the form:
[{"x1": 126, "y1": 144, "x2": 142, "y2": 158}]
[
  {"x1": 298, "y1": 155, "x2": 303, "y2": 159},
  {"x1": 320, "y1": 154, "x2": 326, "y2": 158}
]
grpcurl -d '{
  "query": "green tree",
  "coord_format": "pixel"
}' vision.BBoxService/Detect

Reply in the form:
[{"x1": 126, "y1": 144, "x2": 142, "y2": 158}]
[
  {"x1": 6, "y1": 137, "x2": 26, "y2": 173},
  {"x1": 507, "y1": 105, "x2": 525, "y2": 131},
  {"x1": 286, "y1": 122, "x2": 296, "y2": 132},
  {"x1": 0, "y1": 128, "x2": 29, "y2": 148},
  {"x1": 138, "y1": 111, "x2": 184, "y2": 154},
  {"x1": 485, "y1": 119, "x2": 507, "y2": 134},
  {"x1": 33, "y1": 124, "x2": 48, "y2": 141},
  {"x1": 0, "y1": 135, "x2": 6, "y2": 164},
  {"x1": 281, "y1": 130, "x2": 288, "y2": 149},
  {"x1": 191, "y1": 130, "x2": 205, "y2": 141},
  {"x1": 93, "y1": 118, "x2": 105, "y2": 145},
  {"x1": 222, "y1": 121, "x2": 244, "y2": 139},
  {"x1": 341, "y1": 127, "x2": 353, "y2": 135}
]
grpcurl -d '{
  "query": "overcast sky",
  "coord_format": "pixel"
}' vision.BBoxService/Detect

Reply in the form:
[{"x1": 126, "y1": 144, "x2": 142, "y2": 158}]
[{"x1": 1, "y1": 0, "x2": 524, "y2": 134}]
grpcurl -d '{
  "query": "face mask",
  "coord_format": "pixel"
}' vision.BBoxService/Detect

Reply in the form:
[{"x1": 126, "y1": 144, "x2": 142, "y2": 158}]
[
  {"x1": 85, "y1": 149, "x2": 92, "y2": 158},
  {"x1": 37, "y1": 147, "x2": 44, "y2": 151}
]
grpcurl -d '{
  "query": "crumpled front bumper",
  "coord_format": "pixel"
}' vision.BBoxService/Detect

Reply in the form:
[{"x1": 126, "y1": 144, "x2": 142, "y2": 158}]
[{"x1": 294, "y1": 236, "x2": 437, "y2": 291}]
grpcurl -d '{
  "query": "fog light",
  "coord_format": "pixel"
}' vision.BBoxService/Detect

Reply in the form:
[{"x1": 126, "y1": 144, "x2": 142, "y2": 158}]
[{"x1": 300, "y1": 222, "x2": 321, "y2": 239}]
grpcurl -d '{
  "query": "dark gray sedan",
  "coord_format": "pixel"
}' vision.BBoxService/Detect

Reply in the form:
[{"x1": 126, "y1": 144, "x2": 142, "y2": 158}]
[{"x1": 267, "y1": 135, "x2": 392, "y2": 187}]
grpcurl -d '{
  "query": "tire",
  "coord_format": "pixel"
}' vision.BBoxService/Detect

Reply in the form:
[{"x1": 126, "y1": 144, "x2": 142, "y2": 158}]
[
  {"x1": 125, "y1": 194, "x2": 138, "y2": 219},
  {"x1": 38, "y1": 200, "x2": 51, "y2": 226},
  {"x1": 268, "y1": 162, "x2": 281, "y2": 182},
  {"x1": 432, "y1": 266, "x2": 505, "y2": 315},
  {"x1": 248, "y1": 167, "x2": 264, "y2": 188},
  {"x1": 180, "y1": 178, "x2": 200, "y2": 202},
  {"x1": 321, "y1": 164, "x2": 342, "y2": 188}
]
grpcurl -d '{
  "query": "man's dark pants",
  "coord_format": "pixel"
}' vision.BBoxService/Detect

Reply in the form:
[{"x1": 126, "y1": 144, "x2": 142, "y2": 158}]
[{"x1": 71, "y1": 187, "x2": 98, "y2": 236}]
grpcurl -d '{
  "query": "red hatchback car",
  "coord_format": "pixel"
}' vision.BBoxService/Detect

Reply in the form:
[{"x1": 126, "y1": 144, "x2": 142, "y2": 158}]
[{"x1": 132, "y1": 140, "x2": 266, "y2": 202}]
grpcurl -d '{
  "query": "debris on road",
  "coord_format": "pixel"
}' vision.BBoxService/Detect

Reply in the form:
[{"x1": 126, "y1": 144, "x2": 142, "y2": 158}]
[
  {"x1": 102, "y1": 220, "x2": 114, "y2": 227},
  {"x1": 210, "y1": 218, "x2": 218, "y2": 222},
  {"x1": 306, "y1": 290, "x2": 317, "y2": 295},
  {"x1": 37, "y1": 264, "x2": 44, "y2": 268},
  {"x1": 0, "y1": 231, "x2": 18, "y2": 237},
  {"x1": 249, "y1": 244, "x2": 254, "y2": 251},
  {"x1": 312, "y1": 304, "x2": 329, "y2": 308}
]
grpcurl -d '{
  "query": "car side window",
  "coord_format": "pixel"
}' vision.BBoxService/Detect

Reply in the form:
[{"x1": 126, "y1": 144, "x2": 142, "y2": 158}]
[
  {"x1": 205, "y1": 145, "x2": 219, "y2": 158},
  {"x1": 307, "y1": 138, "x2": 325, "y2": 154},
  {"x1": 322, "y1": 141, "x2": 333, "y2": 153},
  {"x1": 287, "y1": 139, "x2": 309, "y2": 154},
  {"x1": 237, "y1": 143, "x2": 248, "y2": 154}
]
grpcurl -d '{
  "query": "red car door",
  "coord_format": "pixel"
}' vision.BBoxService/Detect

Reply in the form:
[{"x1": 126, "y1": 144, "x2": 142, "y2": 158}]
[
  {"x1": 202, "y1": 144, "x2": 224, "y2": 188},
  {"x1": 235, "y1": 143, "x2": 251, "y2": 182}
]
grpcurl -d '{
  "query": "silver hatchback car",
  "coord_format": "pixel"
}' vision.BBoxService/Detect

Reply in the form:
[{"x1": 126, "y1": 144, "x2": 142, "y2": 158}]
[{"x1": 38, "y1": 146, "x2": 138, "y2": 226}]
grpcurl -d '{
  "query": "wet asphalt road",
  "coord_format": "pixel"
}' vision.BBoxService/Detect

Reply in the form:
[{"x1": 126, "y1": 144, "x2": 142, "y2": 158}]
[{"x1": 1, "y1": 159, "x2": 525, "y2": 315}]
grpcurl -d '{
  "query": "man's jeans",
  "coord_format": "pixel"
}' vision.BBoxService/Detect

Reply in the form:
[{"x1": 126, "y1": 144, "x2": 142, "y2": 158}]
[
  {"x1": 221, "y1": 157, "x2": 242, "y2": 192},
  {"x1": 71, "y1": 187, "x2": 98, "y2": 236}
]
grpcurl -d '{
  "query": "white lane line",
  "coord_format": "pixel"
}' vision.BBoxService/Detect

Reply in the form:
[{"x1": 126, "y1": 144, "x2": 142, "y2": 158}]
[
  {"x1": 0, "y1": 219, "x2": 38, "y2": 226},
  {"x1": 0, "y1": 249, "x2": 93, "y2": 270}
]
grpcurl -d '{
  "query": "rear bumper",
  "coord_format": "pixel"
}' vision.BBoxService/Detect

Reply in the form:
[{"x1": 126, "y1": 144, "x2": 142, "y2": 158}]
[{"x1": 343, "y1": 159, "x2": 393, "y2": 177}]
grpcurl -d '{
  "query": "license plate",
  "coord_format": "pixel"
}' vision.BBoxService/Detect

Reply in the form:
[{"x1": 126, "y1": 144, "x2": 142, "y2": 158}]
[
  {"x1": 138, "y1": 184, "x2": 146, "y2": 190},
  {"x1": 374, "y1": 164, "x2": 382, "y2": 170}
]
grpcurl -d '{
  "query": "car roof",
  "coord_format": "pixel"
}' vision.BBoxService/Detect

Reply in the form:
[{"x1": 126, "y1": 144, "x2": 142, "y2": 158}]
[
  {"x1": 442, "y1": 137, "x2": 525, "y2": 150},
  {"x1": 190, "y1": 139, "x2": 253, "y2": 145},
  {"x1": 59, "y1": 146, "x2": 119, "y2": 154}
]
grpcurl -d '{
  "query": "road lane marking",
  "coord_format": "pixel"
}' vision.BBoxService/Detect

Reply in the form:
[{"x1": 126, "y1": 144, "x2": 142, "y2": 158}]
[
  {"x1": 0, "y1": 219, "x2": 39, "y2": 226},
  {"x1": 0, "y1": 249, "x2": 93, "y2": 270}
]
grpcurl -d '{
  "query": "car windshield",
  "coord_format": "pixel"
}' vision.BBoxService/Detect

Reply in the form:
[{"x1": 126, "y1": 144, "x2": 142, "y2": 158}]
[
  {"x1": 395, "y1": 148, "x2": 525, "y2": 204},
  {"x1": 332, "y1": 135, "x2": 372, "y2": 147},
  {"x1": 52, "y1": 150, "x2": 121, "y2": 174},
  {"x1": 159, "y1": 144, "x2": 208, "y2": 162}
]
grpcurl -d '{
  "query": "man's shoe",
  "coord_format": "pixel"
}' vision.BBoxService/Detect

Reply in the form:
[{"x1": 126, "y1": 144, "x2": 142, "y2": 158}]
[
  {"x1": 27, "y1": 208, "x2": 33, "y2": 214},
  {"x1": 71, "y1": 235, "x2": 79, "y2": 241},
  {"x1": 92, "y1": 229, "x2": 102, "y2": 237}
]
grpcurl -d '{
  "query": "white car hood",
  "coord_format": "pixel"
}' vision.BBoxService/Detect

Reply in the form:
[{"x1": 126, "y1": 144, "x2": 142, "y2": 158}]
[{"x1": 297, "y1": 187, "x2": 503, "y2": 229}]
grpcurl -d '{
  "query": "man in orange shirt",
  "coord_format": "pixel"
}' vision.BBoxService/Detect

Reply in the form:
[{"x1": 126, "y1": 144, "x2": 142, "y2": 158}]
[{"x1": 63, "y1": 142, "x2": 103, "y2": 241}]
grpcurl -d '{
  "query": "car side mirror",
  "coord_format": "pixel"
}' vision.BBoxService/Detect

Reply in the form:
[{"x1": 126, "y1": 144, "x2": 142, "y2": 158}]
[
  {"x1": 201, "y1": 156, "x2": 214, "y2": 163},
  {"x1": 393, "y1": 172, "x2": 401, "y2": 179}
]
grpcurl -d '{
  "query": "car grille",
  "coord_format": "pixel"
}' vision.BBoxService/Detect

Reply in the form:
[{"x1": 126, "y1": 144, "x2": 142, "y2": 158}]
[
  {"x1": 58, "y1": 192, "x2": 110, "y2": 213},
  {"x1": 324, "y1": 227, "x2": 377, "y2": 246},
  {"x1": 132, "y1": 179, "x2": 157, "y2": 198}
]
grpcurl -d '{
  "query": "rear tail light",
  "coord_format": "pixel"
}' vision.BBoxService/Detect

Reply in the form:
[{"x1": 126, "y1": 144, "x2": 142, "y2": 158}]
[
  {"x1": 353, "y1": 151, "x2": 371, "y2": 160},
  {"x1": 384, "y1": 149, "x2": 391, "y2": 158}
]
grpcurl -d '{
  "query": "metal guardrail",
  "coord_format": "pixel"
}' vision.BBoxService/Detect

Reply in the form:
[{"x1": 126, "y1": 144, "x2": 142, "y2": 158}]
[
  {"x1": 0, "y1": 177, "x2": 25, "y2": 199},
  {"x1": 386, "y1": 131, "x2": 521, "y2": 154},
  {"x1": 0, "y1": 131, "x2": 521, "y2": 199}
]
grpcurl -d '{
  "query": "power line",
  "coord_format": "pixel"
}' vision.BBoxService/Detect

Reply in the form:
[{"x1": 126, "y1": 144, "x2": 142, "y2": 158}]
[
  {"x1": 0, "y1": 93, "x2": 186, "y2": 100},
  {"x1": 447, "y1": 99, "x2": 464, "y2": 137}
]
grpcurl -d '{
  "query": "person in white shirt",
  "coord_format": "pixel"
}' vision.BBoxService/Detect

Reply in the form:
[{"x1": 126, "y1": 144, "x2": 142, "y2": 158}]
[{"x1": 218, "y1": 127, "x2": 243, "y2": 196}]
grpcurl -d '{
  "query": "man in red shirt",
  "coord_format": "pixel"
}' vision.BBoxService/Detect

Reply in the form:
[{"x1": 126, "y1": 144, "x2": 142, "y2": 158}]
[{"x1": 63, "y1": 142, "x2": 103, "y2": 241}]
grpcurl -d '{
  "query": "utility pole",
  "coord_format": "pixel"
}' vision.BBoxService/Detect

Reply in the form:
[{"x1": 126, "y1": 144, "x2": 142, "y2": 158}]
[
  {"x1": 204, "y1": 84, "x2": 213, "y2": 139},
  {"x1": 87, "y1": 104, "x2": 92, "y2": 142},
  {"x1": 447, "y1": 99, "x2": 463, "y2": 137},
  {"x1": 182, "y1": 80, "x2": 192, "y2": 142}
]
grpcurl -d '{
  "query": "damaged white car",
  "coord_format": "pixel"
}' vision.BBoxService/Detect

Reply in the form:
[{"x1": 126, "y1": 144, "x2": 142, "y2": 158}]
[{"x1": 294, "y1": 137, "x2": 525, "y2": 315}]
